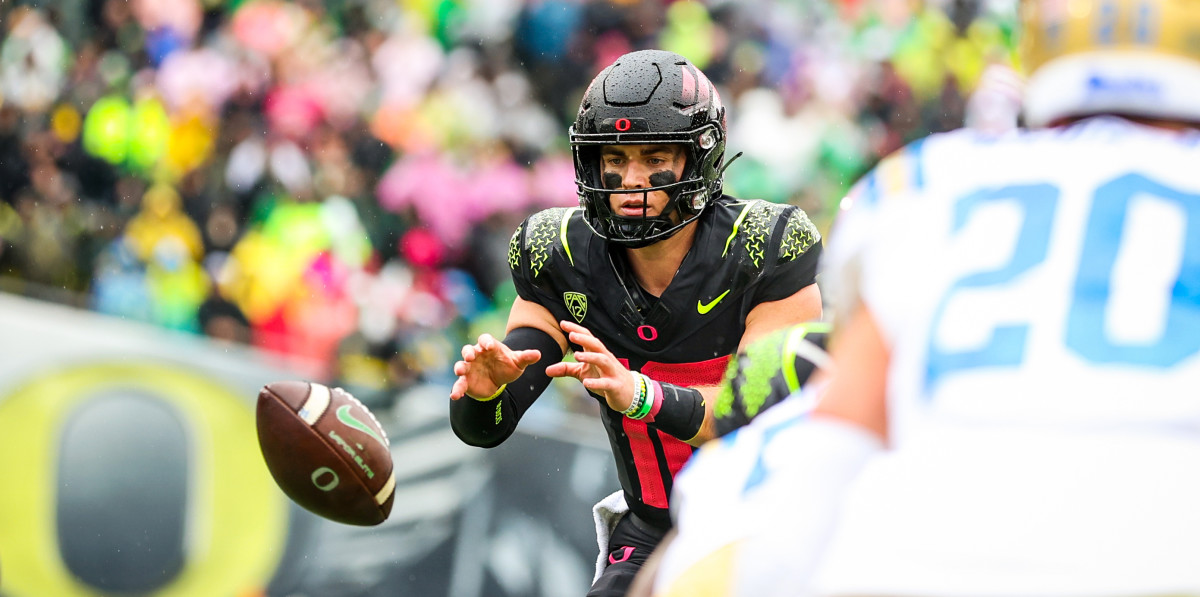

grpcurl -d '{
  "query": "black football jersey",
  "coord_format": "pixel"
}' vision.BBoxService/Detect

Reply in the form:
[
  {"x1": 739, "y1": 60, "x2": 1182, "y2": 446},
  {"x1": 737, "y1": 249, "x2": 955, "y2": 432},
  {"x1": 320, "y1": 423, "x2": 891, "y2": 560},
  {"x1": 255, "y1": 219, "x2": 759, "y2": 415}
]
[{"x1": 508, "y1": 195, "x2": 821, "y2": 528}]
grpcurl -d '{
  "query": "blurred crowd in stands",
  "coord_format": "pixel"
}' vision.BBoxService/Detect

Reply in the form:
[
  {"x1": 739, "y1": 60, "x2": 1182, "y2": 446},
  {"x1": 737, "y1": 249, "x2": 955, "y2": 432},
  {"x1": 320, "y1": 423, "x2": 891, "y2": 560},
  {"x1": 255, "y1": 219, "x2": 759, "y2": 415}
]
[{"x1": 0, "y1": 0, "x2": 1018, "y2": 403}]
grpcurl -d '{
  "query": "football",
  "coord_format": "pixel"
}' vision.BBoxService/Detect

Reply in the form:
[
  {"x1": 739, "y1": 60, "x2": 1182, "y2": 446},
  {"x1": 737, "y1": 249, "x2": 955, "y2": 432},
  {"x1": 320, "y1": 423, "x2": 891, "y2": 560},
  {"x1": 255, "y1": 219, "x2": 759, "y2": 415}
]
[{"x1": 256, "y1": 381, "x2": 395, "y2": 526}]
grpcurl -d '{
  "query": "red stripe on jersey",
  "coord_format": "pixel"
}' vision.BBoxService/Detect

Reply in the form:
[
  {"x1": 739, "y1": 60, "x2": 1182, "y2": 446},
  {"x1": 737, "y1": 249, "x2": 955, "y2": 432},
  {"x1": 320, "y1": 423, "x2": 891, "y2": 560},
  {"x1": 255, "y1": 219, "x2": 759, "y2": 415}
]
[
  {"x1": 662, "y1": 432, "x2": 694, "y2": 483},
  {"x1": 642, "y1": 355, "x2": 730, "y2": 387},
  {"x1": 622, "y1": 417, "x2": 669, "y2": 508},
  {"x1": 617, "y1": 355, "x2": 732, "y2": 509},
  {"x1": 617, "y1": 358, "x2": 672, "y2": 506}
]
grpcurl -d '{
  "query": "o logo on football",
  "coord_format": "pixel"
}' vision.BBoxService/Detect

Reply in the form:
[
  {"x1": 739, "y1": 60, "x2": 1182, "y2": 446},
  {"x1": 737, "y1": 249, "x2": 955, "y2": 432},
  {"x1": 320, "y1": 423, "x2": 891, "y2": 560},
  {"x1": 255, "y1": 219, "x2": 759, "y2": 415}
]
[{"x1": 311, "y1": 467, "x2": 340, "y2": 491}]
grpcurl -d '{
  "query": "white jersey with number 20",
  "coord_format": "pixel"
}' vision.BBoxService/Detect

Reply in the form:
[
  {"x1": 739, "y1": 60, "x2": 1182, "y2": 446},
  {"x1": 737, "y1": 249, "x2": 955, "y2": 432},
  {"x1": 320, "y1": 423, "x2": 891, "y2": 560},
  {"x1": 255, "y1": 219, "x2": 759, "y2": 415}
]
[{"x1": 817, "y1": 116, "x2": 1200, "y2": 597}]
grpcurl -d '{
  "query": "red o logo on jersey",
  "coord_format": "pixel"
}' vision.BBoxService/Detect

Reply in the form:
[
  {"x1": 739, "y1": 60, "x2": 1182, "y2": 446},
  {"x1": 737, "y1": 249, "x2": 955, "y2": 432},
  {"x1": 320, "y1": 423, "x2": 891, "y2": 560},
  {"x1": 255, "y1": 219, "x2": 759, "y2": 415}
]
[
  {"x1": 615, "y1": 118, "x2": 632, "y2": 132},
  {"x1": 637, "y1": 325, "x2": 658, "y2": 342}
]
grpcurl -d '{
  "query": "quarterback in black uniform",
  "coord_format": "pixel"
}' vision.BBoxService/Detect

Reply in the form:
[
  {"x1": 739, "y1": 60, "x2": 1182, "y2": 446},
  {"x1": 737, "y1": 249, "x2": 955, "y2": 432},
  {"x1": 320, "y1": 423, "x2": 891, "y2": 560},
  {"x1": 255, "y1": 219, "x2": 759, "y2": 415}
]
[{"x1": 449, "y1": 49, "x2": 823, "y2": 597}]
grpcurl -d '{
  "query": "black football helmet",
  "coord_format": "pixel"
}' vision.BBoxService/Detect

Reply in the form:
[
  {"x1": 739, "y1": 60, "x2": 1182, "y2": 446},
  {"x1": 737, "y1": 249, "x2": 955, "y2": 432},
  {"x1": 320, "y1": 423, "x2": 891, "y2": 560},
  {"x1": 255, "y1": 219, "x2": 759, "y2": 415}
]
[{"x1": 570, "y1": 50, "x2": 736, "y2": 248}]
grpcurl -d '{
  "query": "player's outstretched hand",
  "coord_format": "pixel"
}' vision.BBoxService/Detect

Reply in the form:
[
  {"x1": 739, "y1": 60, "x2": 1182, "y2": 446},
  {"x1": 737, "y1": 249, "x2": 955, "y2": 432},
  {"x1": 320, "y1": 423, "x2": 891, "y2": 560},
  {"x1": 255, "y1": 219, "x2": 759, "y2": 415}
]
[
  {"x1": 546, "y1": 320, "x2": 637, "y2": 412},
  {"x1": 451, "y1": 333, "x2": 542, "y2": 401}
]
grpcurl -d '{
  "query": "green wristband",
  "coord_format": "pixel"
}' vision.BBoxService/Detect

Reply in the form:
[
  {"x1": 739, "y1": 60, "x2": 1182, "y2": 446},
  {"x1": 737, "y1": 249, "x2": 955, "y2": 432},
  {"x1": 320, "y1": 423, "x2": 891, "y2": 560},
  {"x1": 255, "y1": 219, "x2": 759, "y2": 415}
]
[
  {"x1": 628, "y1": 373, "x2": 655, "y2": 420},
  {"x1": 622, "y1": 373, "x2": 647, "y2": 418}
]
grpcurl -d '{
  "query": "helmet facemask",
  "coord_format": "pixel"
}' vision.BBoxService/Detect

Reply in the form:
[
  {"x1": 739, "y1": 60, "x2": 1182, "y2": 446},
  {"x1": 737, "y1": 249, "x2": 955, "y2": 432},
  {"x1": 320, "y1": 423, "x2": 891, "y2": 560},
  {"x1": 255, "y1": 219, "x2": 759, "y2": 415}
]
[{"x1": 572, "y1": 126, "x2": 726, "y2": 248}]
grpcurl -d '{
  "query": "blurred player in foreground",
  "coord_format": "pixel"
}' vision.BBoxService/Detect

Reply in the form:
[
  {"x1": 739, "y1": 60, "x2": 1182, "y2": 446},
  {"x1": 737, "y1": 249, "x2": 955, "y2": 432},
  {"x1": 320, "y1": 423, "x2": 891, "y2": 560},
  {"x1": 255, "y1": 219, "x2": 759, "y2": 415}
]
[
  {"x1": 632, "y1": 322, "x2": 834, "y2": 597},
  {"x1": 448, "y1": 49, "x2": 823, "y2": 596},
  {"x1": 651, "y1": 0, "x2": 1200, "y2": 594}
]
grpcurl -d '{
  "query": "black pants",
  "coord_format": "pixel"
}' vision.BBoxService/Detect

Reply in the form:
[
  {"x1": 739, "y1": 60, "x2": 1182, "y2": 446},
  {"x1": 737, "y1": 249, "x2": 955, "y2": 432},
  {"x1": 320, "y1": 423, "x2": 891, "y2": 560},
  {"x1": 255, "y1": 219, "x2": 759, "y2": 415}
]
[{"x1": 587, "y1": 513, "x2": 668, "y2": 597}]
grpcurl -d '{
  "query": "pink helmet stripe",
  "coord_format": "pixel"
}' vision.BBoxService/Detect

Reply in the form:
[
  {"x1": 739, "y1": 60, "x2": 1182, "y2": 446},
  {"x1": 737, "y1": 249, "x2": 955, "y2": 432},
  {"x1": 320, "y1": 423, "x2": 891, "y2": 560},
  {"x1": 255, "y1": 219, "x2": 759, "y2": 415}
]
[
  {"x1": 697, "y1": 70, "x2": 711, "y2": 105},
  {"x1": 680, "y1": 65, "x2": 697, "y2": 105}
]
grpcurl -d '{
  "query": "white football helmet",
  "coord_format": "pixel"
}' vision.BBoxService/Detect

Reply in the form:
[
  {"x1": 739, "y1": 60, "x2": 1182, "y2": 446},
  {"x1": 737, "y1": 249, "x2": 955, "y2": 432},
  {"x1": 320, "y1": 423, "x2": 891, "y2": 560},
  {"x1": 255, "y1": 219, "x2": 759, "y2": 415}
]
[{"x1": 1022, "y1": 0, "x2": 1200, "y2": 127}]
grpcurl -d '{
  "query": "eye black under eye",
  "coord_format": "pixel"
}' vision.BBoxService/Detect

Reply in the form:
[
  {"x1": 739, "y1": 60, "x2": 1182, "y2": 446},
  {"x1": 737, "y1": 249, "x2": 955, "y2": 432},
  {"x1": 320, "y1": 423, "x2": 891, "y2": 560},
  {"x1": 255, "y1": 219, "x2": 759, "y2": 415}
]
[{"x1": 648, "y1": 170, "x2": 678, "y2": 187}]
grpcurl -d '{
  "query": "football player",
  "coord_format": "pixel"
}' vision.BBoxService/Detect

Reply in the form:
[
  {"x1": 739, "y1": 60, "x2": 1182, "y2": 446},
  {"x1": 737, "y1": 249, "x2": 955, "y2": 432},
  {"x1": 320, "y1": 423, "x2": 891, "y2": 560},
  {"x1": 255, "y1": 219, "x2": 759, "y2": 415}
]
[
  {"x1": 448, "y1": 49, "x2": 824, "y2": 596},
  {"x1": 635, "y1": 321, "x2": 835, "y2": 597},
  {"x1": 653, "y1": 0, "x2": 1200, "y2": 595}
]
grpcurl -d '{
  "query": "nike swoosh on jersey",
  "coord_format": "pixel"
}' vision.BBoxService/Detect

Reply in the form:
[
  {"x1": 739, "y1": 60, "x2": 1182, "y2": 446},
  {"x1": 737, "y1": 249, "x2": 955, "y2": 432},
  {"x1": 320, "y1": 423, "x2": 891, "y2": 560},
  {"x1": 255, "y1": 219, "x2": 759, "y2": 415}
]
[
  {"x1": 697, "y1": 289, "x2": 731, "y2": 314},
  {"x1": 336, "y1": 405, "x2": 387, "y2": 447}
]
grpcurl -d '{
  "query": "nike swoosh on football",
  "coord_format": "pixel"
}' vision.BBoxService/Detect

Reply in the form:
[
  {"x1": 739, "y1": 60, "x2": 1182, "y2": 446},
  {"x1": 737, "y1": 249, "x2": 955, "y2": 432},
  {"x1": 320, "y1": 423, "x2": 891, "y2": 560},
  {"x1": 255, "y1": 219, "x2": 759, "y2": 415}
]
[
  {"x1": 336, "y1": 405, "x2": 387, "y2": 447},
  {"x1": 697, "y1": 289, "x2": 731, "y2": 314}
]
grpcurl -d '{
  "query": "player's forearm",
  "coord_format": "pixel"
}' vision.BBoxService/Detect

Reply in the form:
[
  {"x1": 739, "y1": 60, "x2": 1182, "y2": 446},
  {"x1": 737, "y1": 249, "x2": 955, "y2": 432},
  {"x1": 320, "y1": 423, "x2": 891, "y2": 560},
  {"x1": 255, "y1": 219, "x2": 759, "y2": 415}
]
[
  {"x1": 683, "y1": 385, "x2": 720, "y2": 446},
  {"x1": 449, "y1": 388, "x2": 524, "y2": 448},
  {"x1": 449, "y1": 326, "x2": 563, "y2": 448},
  {"x1": 629, "y1": 374, "x2": 712, "y2": 446}
]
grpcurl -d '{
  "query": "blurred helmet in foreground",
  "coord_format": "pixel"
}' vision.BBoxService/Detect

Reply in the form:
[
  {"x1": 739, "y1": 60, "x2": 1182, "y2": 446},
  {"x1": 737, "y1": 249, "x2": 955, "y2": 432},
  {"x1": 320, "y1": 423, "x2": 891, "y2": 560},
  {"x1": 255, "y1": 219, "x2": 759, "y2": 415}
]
[{"x1": 1022, "y1": 0, "x2": 1200, "y2": 127}]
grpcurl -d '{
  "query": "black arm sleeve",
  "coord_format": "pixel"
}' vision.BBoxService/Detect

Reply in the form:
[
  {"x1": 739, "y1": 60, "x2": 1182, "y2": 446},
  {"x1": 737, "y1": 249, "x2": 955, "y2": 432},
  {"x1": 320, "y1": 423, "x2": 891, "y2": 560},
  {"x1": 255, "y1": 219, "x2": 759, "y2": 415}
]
[
  {"x1": 449, "y1": 326, "x2": 564, "y2": 448},
  {"x1": 647, "y1": 382, "x2": 706, "y2": 442}
]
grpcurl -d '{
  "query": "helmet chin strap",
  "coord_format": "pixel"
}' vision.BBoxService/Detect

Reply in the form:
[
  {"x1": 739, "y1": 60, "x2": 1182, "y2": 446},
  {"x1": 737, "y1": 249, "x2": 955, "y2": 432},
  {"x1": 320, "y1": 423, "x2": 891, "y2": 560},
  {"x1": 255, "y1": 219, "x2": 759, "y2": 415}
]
[{"x1": 607, "y1": 192, "x2": 693, "y2": 249}]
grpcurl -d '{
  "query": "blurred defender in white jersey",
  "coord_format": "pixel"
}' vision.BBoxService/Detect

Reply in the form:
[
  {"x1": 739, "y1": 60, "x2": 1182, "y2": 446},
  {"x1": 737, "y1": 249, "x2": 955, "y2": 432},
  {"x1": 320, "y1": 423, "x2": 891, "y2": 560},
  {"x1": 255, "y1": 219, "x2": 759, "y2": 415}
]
[
  {"x1": 650, "y1": 0, "x2": 1200, "y2": 595},
  {"x1": 637, "y1": 323, "x2": 847, "y2": 597},
  {"x1": 818, "y1": 0, "x2": 1200, "y2": 593}
]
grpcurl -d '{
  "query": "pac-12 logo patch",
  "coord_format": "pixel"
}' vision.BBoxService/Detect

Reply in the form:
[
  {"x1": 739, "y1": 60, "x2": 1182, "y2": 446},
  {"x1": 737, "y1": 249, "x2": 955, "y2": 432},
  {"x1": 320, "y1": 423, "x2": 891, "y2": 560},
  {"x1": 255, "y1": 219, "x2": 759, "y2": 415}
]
[{"x1": 563, "y1": 292, "x2": 588, "y2": 323}]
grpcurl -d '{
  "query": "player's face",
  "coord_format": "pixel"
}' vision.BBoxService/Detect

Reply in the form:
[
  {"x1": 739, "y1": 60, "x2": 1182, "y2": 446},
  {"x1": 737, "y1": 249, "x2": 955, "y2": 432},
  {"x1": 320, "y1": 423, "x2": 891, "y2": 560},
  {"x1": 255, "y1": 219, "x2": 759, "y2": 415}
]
[{"x1": 600, "y1": 144, "x2": 687, "y2": 220}]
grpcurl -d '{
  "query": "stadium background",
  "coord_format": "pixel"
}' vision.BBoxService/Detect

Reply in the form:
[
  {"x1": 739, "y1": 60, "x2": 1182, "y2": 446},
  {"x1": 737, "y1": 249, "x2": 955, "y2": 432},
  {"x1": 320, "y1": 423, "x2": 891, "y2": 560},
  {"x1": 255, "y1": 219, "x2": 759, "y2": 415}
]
[{"x1": 0, "y1": 0, "x2": 1017, "y2": 595}]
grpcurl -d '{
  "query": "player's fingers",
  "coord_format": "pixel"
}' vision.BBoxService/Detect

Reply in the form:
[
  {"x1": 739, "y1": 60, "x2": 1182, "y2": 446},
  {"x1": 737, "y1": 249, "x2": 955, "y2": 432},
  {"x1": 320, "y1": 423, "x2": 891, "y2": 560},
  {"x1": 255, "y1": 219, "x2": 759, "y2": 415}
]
[
  {"x1": 450, "y1": 377, "x2": 467, "y2": 400},
  {"x1": 461, "y1": 344, "x2": 476, "y2": 361},
  {"x1": 478, "y1": 333, "x2": 497, "y2": 352},
  {"x1": 546, "y1": 361, "x2": 583, "y2": 379},
  {"x1": 513, "y1": 349, "x2": 542, "y2": 367},
  {"x1": 572, "y1": 351, "x2": 608, "y2": 368},
  {"x1": 582, "y1": 377, "x2": 618, "y2": 393},
  {"x1": 453, "y1": 360, "x2": 468, "y2": 376},
  {"x1": 567, "y1": 330, "x2": 609, "y2": 355},
  {"x1": 559, "y1": 320, "x2": 591, "y2": 336},
  {"x1": 550, "y1": 362, "x2": 585, "y2": 377},
  {"x1": 573, "y1": 351, "x2": 621, "y2": 376}
]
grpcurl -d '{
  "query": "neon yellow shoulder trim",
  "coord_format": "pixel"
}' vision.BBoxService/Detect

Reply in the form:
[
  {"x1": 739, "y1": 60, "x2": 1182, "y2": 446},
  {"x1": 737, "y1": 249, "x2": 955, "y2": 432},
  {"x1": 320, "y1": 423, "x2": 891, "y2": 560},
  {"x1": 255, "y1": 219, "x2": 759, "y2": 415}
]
[
  {"x1": 722, "y1": 202, "x2": 755, "y2": 258},
  {"x1": 560, "y1": 207, "x2": 579, "y2": 267}
]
